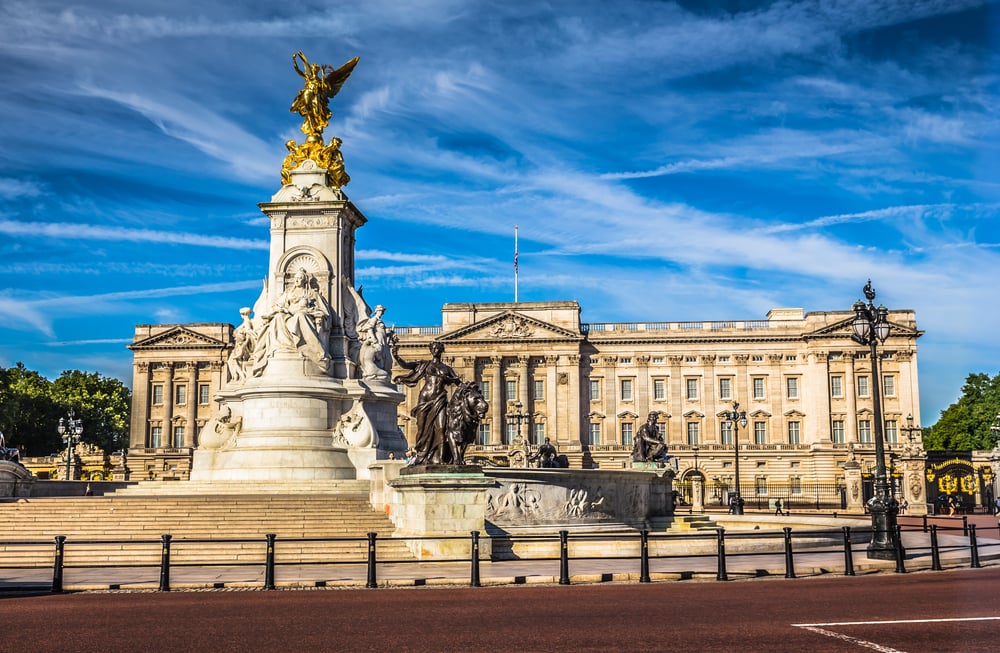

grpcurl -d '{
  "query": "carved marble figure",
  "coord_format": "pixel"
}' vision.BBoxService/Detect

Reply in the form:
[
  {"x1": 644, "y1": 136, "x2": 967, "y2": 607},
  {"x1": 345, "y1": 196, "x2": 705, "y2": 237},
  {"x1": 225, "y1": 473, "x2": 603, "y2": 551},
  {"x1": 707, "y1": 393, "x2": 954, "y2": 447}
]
[
  {"x1": 357, "y1": 304, "x2": 394, "y2": 381},
  {"x1": 251, "y1": 268, "x2": 332, "y2": 376}
]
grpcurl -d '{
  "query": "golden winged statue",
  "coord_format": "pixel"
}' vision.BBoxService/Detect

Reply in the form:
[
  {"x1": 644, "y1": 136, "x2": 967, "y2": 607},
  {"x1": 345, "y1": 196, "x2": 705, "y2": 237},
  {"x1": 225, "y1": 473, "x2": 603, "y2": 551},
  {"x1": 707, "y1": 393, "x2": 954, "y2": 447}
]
[{"x1": 282, "y1": 52, "x2": 359, "y2": 188}]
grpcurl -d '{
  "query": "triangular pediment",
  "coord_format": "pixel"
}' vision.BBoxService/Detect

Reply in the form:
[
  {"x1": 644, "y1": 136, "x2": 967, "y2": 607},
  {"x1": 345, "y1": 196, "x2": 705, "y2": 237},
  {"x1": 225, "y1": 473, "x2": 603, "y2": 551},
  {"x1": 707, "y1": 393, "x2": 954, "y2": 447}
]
[
  {"x1": 783, "y1": 409, "x2": 806, "y2": 418},
  {"x1": 129, "y1": 326, "x2": 229, "y2": 351},
  {"x1": 438, "y1": 311, "x2": 582, "y2": 342},
  {"x1": 683, "y1": 409, "x2": 705, "y2": 419},
  {"x1": 806, "y1": 317, "x2": 922, "y2": 339}
]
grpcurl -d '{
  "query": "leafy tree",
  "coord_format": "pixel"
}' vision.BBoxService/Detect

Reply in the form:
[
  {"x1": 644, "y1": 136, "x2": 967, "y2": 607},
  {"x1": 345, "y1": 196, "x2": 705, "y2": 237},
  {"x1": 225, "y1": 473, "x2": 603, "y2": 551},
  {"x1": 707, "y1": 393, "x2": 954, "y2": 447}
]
[
  {"x1": 51, "y1": 370, "x2": 131, "y2": 454},
  {"x1": 0, "y1": 363, "x2": 132, "y2": 456},
  {"x1": 0, "y1": 363, "x2": 60, "y2": 455},
  {"x1": 924, "y1": 372, "x2": 1000, "y2": 451}
]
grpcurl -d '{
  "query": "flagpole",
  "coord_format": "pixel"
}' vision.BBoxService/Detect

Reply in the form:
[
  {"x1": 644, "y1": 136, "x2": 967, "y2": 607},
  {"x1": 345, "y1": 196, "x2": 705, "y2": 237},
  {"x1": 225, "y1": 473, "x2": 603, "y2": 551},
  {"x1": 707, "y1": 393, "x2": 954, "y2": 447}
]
[{"x1": 514, "y1": 225, "x2": 519, "y2": 303}]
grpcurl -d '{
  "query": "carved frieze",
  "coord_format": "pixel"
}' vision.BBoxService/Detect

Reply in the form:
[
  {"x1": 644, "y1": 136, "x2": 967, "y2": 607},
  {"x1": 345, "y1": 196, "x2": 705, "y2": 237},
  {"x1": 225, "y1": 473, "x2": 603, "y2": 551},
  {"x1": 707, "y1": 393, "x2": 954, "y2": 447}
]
[{"x1": 490, "y1": 316, "x2": 534, "y2": 338}]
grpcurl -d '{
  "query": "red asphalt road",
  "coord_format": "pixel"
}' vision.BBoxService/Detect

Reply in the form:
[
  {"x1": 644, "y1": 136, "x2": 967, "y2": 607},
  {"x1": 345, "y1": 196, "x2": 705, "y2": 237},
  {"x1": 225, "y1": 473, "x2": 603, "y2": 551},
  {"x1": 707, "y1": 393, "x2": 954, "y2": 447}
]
[{"x1": 2, "y1": 567, "x2": 998, "y2": 652}]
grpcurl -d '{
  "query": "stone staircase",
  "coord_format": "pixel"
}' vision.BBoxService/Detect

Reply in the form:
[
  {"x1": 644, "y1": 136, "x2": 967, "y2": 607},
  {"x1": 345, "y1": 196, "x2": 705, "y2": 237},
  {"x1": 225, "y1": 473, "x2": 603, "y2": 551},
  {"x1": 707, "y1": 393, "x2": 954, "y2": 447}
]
[
  {"x1": 651, "y1": 514, "x2": 720, "y2": 532},
  {"x1": 0, "y1": 487, "x2": 414, "y2": 568}
]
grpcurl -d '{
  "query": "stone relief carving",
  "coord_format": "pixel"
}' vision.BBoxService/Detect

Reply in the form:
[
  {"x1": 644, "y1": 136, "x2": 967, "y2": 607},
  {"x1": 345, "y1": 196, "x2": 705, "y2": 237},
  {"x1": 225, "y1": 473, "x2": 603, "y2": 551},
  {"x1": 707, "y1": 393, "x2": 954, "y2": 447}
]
[
  {"x1": 199, "y1": 405, "x2": 242, "y2": 450},
  {"x1": 491, "y1": 316, "x2": 534, "y2": 338}
]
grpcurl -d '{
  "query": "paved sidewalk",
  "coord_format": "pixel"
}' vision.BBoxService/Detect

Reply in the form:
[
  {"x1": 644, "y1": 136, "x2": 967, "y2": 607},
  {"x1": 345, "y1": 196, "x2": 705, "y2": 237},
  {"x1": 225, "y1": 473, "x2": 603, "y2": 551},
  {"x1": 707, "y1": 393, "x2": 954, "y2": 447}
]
[{"x1": 3, "y1": 528, "x2": 998, "y2": 592}]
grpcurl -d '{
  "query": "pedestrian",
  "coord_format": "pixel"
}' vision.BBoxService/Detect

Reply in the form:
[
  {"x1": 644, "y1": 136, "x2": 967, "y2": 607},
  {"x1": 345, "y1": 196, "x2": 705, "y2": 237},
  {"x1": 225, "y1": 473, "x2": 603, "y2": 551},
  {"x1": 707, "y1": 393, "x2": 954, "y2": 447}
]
[
  {"x1": 774, "y1": 498, "x2": 783, "y2": 516},
  {"x1": 85, "y1": 482, "x2": 93, "y2": 496},
  {"x1": 899, "y1": 498, "x2": 908, "y2": 515},
  {"x1": 387, "y1": 452, "x2": 396, "y2": 461}
]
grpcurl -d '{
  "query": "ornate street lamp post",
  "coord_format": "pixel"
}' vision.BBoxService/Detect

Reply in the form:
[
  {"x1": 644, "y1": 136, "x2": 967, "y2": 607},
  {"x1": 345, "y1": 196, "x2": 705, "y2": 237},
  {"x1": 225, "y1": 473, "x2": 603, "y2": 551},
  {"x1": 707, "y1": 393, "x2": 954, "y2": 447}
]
[
  {"x1": 57, "y1": 409, "x2": 84, "y2": 482},
  {"x1": 507, "y1": 400, "x2": 529, "y2": 445},
  {"x1": 724, "y1": 401, "x2": 748, "y2": 515},
  {"x1": 850, "y1": 280, "x2": 902, "y2": 560}
]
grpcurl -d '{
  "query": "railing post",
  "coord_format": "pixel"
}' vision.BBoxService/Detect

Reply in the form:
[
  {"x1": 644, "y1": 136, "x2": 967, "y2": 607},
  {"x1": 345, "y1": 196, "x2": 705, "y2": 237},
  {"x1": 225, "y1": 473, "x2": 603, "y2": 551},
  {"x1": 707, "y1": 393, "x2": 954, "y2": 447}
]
[
  {"x1": 264, "y1": 533, "x2": 276, "y2": 590},
  {"x1": 841, "y1": 526, "x2": 855, "y2": 576},
  {"x1": 559, "y1": 530, "x2": 570, "y2": 585},
  {"x1": 51, "y1": 535, "x2": 66, "y2": 593},
  {"x1": 639, "y1": 529, "x2": 650, "y2": 583},
  {"x1": 930, "y1": 525, "x2": 942, "y2": 571},
  {"x1": 470, "y1": 531, "x2": 481, "y2": 588},
  {"x1": 969, "y1": 524, "x2": 981, "y2": 569},
  {"x1": 716, "y1": 528, "x2": 728, "y2": 581},
  {"x1": 365, "y1": 532, "x2": 378, "y2": 588},
  {"x1": 783, "y1": 527, "x2": 796, "y2": 579},
  {"x1": 962, "y1": 516, "x2": 969, "y2": 536},
  {"x1": 893, "y1": 525, "x2": 906, "y2": 574},
  {"x1": 159, "y1": 534, "x2": 172, "y2": 592}
]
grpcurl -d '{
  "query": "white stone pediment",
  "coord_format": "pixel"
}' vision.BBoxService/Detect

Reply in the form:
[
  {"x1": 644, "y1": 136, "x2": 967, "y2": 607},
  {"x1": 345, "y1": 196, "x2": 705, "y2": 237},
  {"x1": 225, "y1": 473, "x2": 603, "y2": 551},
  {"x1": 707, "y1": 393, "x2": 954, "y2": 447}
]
[
  {"x1": 806, "y1": 317, "x2": 922, "y2": 339},
  {"x1": 439, "y1": 311, "x2": 581, "y2": 343},
  {"x1": 130, "y1": 327, "x2": 229, "y2": 351}
]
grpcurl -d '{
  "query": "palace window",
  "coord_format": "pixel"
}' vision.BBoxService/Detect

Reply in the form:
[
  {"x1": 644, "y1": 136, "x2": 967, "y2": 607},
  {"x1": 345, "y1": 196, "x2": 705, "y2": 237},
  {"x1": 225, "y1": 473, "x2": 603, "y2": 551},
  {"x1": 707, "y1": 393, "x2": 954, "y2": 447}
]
[
  {"x1": 720, "y1": 421, "x2": 733, "y2": 445},
  {"x1": 532, "y1": 423, "x2": 545, "y2": 446},
  {"x1": 505, "y1": 379, "x2": 517, "y2": 401},
  {"x1": 149, "y1": 426, "x2": 162, "y2": 448},
  {"x1": 830, "y1": 376, "x2": 843, "y2": 398},
  {"x1": 621, "y1": 379, "x2": 634, "y2": 401},
  {"x1": 533, "y1": 379, "x2": 544, "y2": 401},
  {"x1": 588, "y1": 423, "x2": 601, "y2": 446},
  {"x1": 152, "y1": 385, "x2": 164, "y2": 405},
  {"x1": 175, "y1": 384, "x2": 187, "y2": 405},
  {"x1": 621, "y1": 422, "x2": 634, "y2": 446},
  {"x1": 687, "y1": 422, "x2": 700, "y2": 445},
  {"x1": 858, "y1": 420, "x2": 872, "y2": 443},
  {"x1": 199, "y1": 384, "x2": 210, "y2": 405},
  {"x1": 718, "y1": 356, "x2": 730, "y2": 363},
  {"x1": 620, "y1": 357, "x2": 632, "y2": 365},
  {"x1": 752, "y1": 355, "x2": 764, "y2": 362},
  {"x1": 752, "y1": 377, "x2": 766, "y2": 400},
  {"x1": 173, "y1": 425, "x2": 185, "y2": 448},
  {"x1": 786, "y1": 377, "x2": 799, "y2": 399},
  {"x1": 686, "y1": 378, "x2": 698, "y2": 400},
  {"x1": 652, "y1": 357, "x2": 664, "y2": 364},
  {"x1": 754, "y1": 421, "x2": 767, "y2": 445},
  {"x1": 685, "y1": 356, "x2": 697, "y2": 363},
  {"x1": 479, "y1": 380, "x2": 491, "y2": 400},
  {"x1": 653, "y1": 379, "x2": 666, "y2": 401},
  {"x1": 504, "y1": 422, "x2": 517, "y2": 445},
  {"x1": 832, "y1": 420, "x2": 845, "y2": 444},
  {"x1": 786, "y1": 355, "x2": 797, "y2": 362},
  {"x1": 883, "y1": 375, "x2": 896, "y2": 397},
  {"x1": 885, "y1": 419, "x2": 898, "y2": 444},
  {"x1": 857, "y1": 376, "x2": 870, "y2": 398},
  {"x1": 589, "y1": 379, "x2": 601, "y2": 401},
  {"x1": 477, "y1": 422, "x2": 490, "y2": 446},
  {"x1": 790, "y1": 477, "x2": 803, "y2": 495},
  {"x1": 756, "y1": 477, "x2": 768, "y2": 496},
  {"x1": 787, "y1": 421, "x2": 800, "y2": 445},
  {"x1": 719, "y1": 377, "x2": 732, "y2": 400}
]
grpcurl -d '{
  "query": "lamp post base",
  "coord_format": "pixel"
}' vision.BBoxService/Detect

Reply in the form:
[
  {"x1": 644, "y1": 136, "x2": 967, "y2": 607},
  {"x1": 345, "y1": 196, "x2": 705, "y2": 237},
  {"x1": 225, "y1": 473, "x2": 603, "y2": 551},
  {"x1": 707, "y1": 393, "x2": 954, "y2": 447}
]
[{"x1": 866, "y1": 493, "x2": 903, "y2": 560}]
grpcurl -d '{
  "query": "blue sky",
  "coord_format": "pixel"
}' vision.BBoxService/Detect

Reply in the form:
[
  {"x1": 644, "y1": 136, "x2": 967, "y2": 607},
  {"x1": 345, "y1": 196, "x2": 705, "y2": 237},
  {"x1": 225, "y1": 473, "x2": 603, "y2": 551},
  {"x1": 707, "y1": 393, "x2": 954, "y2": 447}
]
[{"x1": 0, "y1": 0, "x2": 997, "y2": 426}]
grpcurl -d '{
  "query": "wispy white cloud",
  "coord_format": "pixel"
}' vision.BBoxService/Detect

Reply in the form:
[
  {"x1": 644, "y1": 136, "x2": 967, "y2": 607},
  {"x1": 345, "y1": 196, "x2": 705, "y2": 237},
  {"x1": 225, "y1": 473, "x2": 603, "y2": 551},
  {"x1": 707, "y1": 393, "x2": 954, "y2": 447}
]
[{"x1": 0, "y1": 220, "x2": 268, "y2": 250}]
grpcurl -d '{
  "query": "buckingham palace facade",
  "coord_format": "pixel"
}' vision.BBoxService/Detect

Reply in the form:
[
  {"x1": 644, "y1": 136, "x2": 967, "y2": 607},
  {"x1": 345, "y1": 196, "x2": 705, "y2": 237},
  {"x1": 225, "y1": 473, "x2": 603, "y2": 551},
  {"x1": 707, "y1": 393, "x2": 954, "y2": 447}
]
[{"x1": 126, "y1": 300, "x2": 923, "y2": 504}]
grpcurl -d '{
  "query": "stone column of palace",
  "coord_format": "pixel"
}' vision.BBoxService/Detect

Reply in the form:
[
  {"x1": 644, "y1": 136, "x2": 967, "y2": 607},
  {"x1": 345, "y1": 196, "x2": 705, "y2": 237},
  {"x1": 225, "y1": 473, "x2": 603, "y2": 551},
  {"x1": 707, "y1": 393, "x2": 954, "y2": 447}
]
[
  {"x1": 162, "y1": 363, "x2": 174, "y2": 448},
  {"x1": 667, "y1": 355, "x2": 684, "y2": 445},
  {"x1": 701, "y1": 355, "x2": 718, "y2": 444},
  {"x1": 566, "y1": 354, "x2": 581, "y2": 445},
  {"x1": 844, "y1": 352, "x2": 858, "y2": 444},
  {"x1": 544, "y1": 355, "x2": 558, "y2": 444},
  {"x1": 487, "y1": 356, "x2": 503, "y2": 445},
  {"x1": 130, "y1": 362, "x2": 151, "y2": 449},
  {"x1": 517, "y1": 355, "x2": 530, "y2": 442},
  {"x1": 768, "y1": 353, "x2": 783, "y2": 444},
  {"x1": 185, "y1": 362, "x2": 198, "y2": 448}
]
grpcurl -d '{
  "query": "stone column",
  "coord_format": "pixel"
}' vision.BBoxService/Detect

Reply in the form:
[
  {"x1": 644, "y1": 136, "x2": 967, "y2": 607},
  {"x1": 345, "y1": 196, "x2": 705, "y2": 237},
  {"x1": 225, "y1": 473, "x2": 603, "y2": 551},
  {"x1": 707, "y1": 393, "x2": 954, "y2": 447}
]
[
  {"x1": 566, "y1": 354, "x2": 581, "y2": 445},
  {"x1": 667, "y1": 355, "x2": 684, "y2": 445},
  {"x1": 185, "y1": 362, "x2": 198, "y2": 448},
  {"x1": 692, "y1": 475, "x2": 704, "y2": 513},
  {"x1": 130, "y1": 362, "x2": 151, "y2": 450},
  {"x1": 900, "y1": 454, "x2": 929, "y2": 516},
  {"x1": 544, "y1": 356, "x2": 559, "y2": 444},
  {"x1": 844, "y1": 353, "x2": 858, "y2": 443},
  {"x1": 162, "y1": 363, "x2": 175, "y2": 448},
  {"x1": 701, "y1": 355, "x2": 717, "y2": 443},
  {"x1": 488, "y1": 357, "x2": 502, "y2": 445}
]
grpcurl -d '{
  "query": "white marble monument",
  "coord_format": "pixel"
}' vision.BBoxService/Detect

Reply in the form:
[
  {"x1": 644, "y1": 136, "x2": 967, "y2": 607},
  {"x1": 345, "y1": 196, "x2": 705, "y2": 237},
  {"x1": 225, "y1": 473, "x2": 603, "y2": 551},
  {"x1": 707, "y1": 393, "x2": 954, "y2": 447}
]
[{"x1": 190, "y1": 54, "x2": 406, "y2": 481}]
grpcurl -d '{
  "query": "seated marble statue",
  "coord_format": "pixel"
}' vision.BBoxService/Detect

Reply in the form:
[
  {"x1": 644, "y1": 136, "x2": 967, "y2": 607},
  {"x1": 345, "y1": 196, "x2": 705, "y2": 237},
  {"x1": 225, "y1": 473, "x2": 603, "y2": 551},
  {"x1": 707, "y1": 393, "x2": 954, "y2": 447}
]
[
  {"x1": 251, "y1": 268, "x2": 332, "y2": 376},
  {"x1": 632, "y1": 412, "x2": 668, "y2": 462}
]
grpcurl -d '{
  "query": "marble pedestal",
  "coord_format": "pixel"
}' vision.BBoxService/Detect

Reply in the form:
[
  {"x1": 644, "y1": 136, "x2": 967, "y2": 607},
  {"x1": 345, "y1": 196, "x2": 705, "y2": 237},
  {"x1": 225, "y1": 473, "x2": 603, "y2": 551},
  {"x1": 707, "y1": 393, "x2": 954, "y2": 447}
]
[{"x1": 0, "y1": 461, "x2": 34, "y2": 497}]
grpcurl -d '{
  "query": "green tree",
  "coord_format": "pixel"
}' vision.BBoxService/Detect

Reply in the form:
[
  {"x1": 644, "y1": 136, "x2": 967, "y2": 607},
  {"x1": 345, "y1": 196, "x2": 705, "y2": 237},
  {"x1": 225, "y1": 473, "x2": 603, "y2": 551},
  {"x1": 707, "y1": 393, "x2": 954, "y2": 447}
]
[
  {"x1": 0, "y1": 363, "x2": 132, "y2": 456},
  {"x1": 924, "y1": 372, "x2": 1000, "y2": 451},
  {"x1": 51, "y1": 370, "x2": 131, "y2": 454},
  {"x1": 0, "y1": 363, "x2": 60, "y2": 455}
]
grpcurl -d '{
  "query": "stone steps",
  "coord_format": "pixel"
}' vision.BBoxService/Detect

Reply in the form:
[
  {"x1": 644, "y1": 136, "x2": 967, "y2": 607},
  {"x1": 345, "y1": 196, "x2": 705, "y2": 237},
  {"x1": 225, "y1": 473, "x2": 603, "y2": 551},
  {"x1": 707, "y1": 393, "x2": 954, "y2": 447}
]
[
  {"x1": 0, "y1": 491, "x2": 414, "y2": 567},
  {"x1": 110, "y1": 480, "x2": 370, "y2": 496}
]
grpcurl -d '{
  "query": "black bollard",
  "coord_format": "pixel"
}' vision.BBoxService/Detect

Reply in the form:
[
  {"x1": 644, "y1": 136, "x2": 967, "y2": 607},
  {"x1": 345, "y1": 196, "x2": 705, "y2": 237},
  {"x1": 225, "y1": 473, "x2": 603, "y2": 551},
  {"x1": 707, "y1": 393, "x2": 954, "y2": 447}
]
[
  {"x1": 559, "y1": 530, "x2": 570, "y2": 585},
  {"x1": 716, "y1": 528, "x2": 728, "y2": 581},
  {"x1": 969, "y1": 524, "x2": 981, "y2": 569},
  {"x1": 159, "y1": 534, "x2": 172, "y2": 592},
  {"x1": 51, "y1": 535, "x2": 66, "y2": 593},
  {"x1": 264, "y1": 533, "x2": 276, "y2": 590},
  {"x1": 639, "y1": 529, "x2": 650, "y2": 583},
  {"x1": 841, "y1": 526, "x2": 855, "y2": 576},
  {"x1": 962, "y1": 516, "x2": 968, "y2": 536},
  {"x1": 930, "y1": 525, "x2": 942, "y2": 571},
  {"x1": 922, "y1": 514, "x2": 928, "y2": 533},
  {"x1": 783, "y1": 527, "x2": 796, "y2": 579},
  {"x1": 470, "y1": 531, "x2": 481, "y2": 588},
  {"x1": 365, "y1": 532, "x2": 378, "y2": 588},
  {"x1": 893, "y1": 525, "x2": 906, "y2": 573}
]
